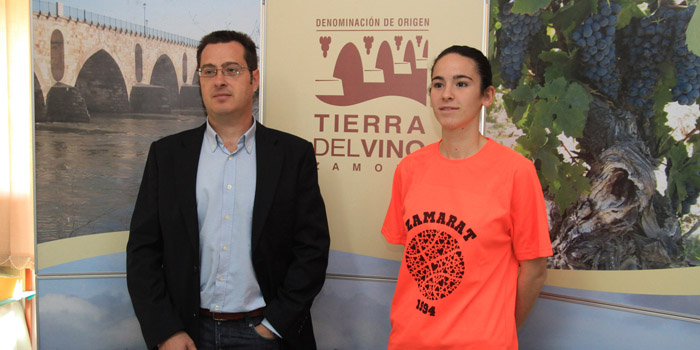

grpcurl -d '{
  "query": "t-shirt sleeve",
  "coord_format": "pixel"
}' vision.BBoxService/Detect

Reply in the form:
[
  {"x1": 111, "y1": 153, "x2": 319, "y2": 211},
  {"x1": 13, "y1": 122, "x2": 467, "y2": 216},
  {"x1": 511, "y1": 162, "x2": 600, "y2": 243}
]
[
  {"x1": 510, "y1": 159, "x2": 553, "y2": 261},
  {"x1": 382, "y1": 161, "x2": 408, "y2": 245}
]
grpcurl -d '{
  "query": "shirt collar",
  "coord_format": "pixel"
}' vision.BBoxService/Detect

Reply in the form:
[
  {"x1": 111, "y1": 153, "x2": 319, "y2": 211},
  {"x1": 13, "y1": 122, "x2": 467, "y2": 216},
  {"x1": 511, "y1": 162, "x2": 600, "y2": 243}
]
[{"x1": 204, "y1": 117, "x2": 256, "y2": 154}]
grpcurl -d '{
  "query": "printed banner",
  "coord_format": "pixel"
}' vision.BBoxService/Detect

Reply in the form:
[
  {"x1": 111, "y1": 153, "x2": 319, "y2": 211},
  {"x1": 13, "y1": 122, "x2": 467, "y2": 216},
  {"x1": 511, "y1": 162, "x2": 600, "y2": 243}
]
[{"x1": 263, "y1": 0, "x2": 486, "y2": 261}]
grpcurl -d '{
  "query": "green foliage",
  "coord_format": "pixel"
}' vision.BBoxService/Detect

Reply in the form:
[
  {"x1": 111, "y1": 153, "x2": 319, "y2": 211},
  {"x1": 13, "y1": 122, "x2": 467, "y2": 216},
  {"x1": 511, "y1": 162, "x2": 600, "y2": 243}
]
[
  {"x1": 616, "y1": 0, "x2": 647, "y2": 27},
  {"x1": 511, "y1": 0, "x2": 552, "y2": 14},
  {"x1": 651, "y1": 62, "x2": 677, "y2": 156},
  {"x1": 666, "y1": 135, "x2": 700, "y2": 215},
  {"x1": 504, "y1": 77, "x2": 593, "y2": 210},
  {"x1": 550, "y1": 0, "x2": 596, "y2": 34},
  {"x1": 687, "y1": 0, "x2": 700, "y2": 55},
  {"x1": 684, "y1": 236, "x2": 700, "y2": 262}
]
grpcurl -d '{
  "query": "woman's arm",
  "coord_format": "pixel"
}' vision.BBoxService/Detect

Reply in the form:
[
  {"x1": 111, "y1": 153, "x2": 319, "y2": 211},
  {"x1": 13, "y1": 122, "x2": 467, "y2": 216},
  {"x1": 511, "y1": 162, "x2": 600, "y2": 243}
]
[{"x1": 515, "y1": 257, "x2": 548, "y2": 330}]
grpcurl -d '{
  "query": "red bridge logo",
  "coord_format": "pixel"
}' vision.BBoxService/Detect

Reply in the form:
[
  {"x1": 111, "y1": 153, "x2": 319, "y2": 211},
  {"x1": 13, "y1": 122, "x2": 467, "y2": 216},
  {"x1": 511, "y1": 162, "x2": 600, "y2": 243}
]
[{"x1": 315, "y1": 36, "x2": 429, "y2": 106}]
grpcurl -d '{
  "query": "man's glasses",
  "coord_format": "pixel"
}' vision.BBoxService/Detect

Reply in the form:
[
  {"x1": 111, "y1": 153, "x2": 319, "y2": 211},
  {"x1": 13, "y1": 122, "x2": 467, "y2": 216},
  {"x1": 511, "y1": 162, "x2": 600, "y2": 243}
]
[{"x1": 197, "y1": 63, "x2": 249, "y2": 78}]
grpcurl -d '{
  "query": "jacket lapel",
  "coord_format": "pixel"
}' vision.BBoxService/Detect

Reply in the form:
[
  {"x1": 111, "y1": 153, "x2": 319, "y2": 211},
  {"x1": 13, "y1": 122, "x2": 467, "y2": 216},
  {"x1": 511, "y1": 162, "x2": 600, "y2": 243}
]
[
  {"x1": 175, "y1": 123, "x2": 206, "y2": 256},
  {"x1": 252, "y1": 122, "x2": 282, "y2": 252}
]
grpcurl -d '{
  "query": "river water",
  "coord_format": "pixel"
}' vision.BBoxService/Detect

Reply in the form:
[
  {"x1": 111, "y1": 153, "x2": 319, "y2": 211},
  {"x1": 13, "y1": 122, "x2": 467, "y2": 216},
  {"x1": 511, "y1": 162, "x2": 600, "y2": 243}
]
[{"x1": 35, "y1": 112, "x2": 206, "y2": 244}]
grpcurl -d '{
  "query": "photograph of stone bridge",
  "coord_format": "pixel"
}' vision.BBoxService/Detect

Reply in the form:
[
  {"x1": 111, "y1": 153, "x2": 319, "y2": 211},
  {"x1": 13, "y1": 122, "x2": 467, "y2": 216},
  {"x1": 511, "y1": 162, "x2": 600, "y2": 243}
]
[
  {"x1": 30, "y1": 0, "x2": 265, "y2": 244},
  {"x1": 32, "y1": 1, "x2": 204, "y2": 122}
]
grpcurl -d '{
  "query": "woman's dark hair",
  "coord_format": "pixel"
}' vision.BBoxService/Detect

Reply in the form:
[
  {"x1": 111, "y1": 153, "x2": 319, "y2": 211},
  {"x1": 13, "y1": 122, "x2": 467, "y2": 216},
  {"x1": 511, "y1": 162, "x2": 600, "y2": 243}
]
[
  {"x1": 431, "y1": 45, "x2": 493, "y2": 93},
  {"x1": 196, "y1": 30, "x2": 258, "y2": 72}
]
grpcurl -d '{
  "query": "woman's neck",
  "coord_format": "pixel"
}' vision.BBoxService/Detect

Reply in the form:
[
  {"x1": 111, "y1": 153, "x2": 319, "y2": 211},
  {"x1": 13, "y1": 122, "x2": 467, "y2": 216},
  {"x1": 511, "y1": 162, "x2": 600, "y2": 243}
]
[{"x1": 439, "y1": 129, "x2": 487, "y2": 159}]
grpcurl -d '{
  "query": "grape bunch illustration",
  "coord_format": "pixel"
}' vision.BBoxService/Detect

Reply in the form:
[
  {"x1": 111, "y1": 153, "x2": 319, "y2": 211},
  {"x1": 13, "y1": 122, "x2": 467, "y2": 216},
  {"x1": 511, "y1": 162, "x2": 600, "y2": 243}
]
[{"x1": 405, "y1": 229, "x2": 465, "y2": 301}]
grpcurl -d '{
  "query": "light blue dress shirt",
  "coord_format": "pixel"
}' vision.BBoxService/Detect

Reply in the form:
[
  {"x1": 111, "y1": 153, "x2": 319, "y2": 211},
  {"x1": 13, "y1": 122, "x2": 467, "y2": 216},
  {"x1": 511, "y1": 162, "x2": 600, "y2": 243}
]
[{"x1": 196, "y1": 120, "x2": 278, "y2": 336}]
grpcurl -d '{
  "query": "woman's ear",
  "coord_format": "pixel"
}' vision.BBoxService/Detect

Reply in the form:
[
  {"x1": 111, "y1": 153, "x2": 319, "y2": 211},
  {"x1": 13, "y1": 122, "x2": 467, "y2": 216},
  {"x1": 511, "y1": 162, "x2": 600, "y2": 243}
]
[{"x1": 482, "y1": 85, "x2": 496, "y2": 108}]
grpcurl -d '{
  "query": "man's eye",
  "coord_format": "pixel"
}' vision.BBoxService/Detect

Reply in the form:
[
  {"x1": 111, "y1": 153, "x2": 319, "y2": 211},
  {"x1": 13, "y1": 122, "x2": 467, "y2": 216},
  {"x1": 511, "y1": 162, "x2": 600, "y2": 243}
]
[
  {"x1": 203, "y1": 69, "x2": 216, "y2": 75},
  {"x1": 225, "y1": 67, "x2": 239, "y2": 74}
]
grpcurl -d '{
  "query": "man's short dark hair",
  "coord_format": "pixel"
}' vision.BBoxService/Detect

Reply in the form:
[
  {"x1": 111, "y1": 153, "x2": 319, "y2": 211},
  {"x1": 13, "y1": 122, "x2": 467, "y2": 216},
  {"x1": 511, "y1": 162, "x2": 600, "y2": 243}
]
[{"x1": 196, "y1": 30, "x2": 258, "y2": 71}]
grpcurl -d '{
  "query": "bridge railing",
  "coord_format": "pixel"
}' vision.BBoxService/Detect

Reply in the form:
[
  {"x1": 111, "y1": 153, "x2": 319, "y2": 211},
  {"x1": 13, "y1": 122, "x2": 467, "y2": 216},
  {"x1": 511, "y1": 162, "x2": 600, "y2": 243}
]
[{"x1": 32, "y1": 0, "x2": 199, "y2": 47}]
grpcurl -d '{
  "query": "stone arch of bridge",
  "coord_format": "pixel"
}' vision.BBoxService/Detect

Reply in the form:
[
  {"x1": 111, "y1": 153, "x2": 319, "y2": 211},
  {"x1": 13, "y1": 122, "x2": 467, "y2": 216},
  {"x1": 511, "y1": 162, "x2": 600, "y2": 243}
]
[
  {"x1": 75, "y1": 49, "x2": 129, "y2": 113},
  {"x1": 149, "y1": 54, "x2": 180, "y2": 108}
]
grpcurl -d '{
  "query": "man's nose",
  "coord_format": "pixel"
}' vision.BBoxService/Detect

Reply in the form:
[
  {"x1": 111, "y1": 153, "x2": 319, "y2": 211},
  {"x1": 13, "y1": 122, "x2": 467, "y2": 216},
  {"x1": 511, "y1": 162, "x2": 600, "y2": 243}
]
[{"x1": 213, "y1": 70, "x2": 228, "y2": 86}]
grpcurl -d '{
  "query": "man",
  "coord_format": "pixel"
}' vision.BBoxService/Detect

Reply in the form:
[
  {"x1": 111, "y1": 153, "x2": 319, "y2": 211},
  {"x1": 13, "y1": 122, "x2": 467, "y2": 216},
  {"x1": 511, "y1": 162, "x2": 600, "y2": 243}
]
[{"x1": 127, "y1": 30, "x2": 330, "y2": 350}]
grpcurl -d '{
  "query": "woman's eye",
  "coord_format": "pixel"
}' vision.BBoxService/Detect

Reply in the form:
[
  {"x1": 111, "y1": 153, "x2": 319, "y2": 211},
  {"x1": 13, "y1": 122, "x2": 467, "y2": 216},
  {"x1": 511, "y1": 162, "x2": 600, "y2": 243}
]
[
  {"x1": 432, "y1": 82, "x2": 444, "y2": 89},
  {"x1": 457, "y1": 82, "x2": 468, "y2": 87}
]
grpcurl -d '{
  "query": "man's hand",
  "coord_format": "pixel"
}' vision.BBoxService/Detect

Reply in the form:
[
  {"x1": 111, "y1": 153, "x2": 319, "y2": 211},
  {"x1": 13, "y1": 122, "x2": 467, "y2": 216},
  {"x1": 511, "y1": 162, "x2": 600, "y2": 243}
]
[
  {"x1": 254, "y1": 324, "x2": 279, "y2": 340},
  {"x1": 158, "y1": 331, "x2": 197, "y2": 350}
]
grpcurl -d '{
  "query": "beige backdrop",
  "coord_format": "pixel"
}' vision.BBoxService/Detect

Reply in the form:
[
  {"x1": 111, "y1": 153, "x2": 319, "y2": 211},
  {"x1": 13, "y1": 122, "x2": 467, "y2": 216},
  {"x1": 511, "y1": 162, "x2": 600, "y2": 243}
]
[{"x1": 263, "y1": 0, "x2": 486, "y2": 261}]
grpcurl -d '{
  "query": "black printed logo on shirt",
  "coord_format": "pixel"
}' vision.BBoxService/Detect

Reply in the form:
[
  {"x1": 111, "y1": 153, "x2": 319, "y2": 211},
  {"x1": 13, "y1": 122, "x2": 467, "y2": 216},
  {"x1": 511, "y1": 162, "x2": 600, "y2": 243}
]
[{"x1": 405, "y1": 229, "x2": 465, "y2": 301}]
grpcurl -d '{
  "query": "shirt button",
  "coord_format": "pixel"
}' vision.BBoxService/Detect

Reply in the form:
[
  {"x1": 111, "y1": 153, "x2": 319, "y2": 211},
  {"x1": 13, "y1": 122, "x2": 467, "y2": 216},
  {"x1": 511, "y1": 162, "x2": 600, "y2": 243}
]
[
  {"x1": 226, "y1": 184, "x2": 232, "y2": 190},
  {"x1": 214, "y1": 305, "x2": 220, "y2": 310},
  {"x1": 224, "y1": 214, "x2": 230, "y2": 220},
  {"x1": 218, "y1": 276, "x2": 224, "y2": 281},
  {"x1": 228, "y1": 155, "x2": 233, "y2": 160},
  {"x1": 223, "y1": 246, "x2": 228, "y2": 251}
]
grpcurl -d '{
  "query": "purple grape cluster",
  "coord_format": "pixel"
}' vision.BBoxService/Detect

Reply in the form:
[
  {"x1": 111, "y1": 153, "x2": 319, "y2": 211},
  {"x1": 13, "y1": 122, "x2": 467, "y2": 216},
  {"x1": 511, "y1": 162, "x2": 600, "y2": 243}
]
[
  {"x1": 572, "y1": 1, "x2": 621, "y2": 100},
  {"x1": 621, "y1": 7, "x2": 677, "y2": 117},
  {"x1": 670, "y1": 5, "x2": 699, "y2": 106},
  {"x1": 497, "y1": 2, "x2": 542, "y2": 89}
]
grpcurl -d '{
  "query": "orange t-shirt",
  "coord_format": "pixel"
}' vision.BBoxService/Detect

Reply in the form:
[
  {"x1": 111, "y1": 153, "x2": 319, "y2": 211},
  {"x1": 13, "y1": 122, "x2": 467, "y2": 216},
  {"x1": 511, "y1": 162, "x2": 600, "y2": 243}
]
[{"x1": 382, "y1": 139, "x2": 552, "y2": 350}]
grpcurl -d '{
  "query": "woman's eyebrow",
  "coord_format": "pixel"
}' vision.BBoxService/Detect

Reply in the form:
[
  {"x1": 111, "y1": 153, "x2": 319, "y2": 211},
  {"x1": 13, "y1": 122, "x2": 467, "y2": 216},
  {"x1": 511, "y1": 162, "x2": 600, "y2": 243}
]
[
  {"x1": 453, "y1": 74, "x2": 473, "y2": 81},
  {"x1": 431, "y1": 74, "x2": 473, "y2": 81}
]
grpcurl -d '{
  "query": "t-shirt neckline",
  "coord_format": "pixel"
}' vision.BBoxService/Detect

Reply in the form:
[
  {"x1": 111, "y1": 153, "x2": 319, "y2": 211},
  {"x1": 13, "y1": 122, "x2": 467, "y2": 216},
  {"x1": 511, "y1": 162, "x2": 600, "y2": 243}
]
[{"x1": 435, "y1": 137, "x2": 492, "y2": 163}]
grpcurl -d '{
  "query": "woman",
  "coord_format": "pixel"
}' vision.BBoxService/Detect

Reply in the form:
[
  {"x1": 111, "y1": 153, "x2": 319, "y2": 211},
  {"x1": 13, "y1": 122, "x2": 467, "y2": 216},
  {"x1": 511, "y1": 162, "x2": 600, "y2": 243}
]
[{"x1": 381, "y1": 45, "x2": 552, "y2": 349}]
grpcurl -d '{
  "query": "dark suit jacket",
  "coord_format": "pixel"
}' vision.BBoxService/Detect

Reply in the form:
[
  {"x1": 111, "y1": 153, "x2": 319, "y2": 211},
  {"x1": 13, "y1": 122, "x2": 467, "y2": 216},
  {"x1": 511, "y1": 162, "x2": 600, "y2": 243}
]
[{"x1": 126, "y1": 122, "x2": 330, "y2": 350}]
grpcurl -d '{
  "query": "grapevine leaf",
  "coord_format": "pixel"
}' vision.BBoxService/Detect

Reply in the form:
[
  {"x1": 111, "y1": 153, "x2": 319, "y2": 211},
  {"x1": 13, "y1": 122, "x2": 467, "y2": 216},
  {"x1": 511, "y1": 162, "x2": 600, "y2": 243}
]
[
  {"x1": 537, "y1": 76, "x2": 568, "y2": 100},
  {"x1": 529, "y1": 121, "x2": 549, "y2": 148},
  {"x1": 688, "y1": 165, "x2": 700, "y2": 188},
  {"x1": 666, "y1": 143, "x2": 700, "y2": 214},
  {"x1": 538, "y1": 49, "x2": 569, "y2": 64},
  {"x1": 514, "y1": 135, "x2": 532, "y2": 158},
  {"x1": 548, "y1": 162, "x2": 590, "y2": 210},
  {"x1": 508, "y1": 84, "x2": 536, "y2": 103},
  {"x1": 540, "y1": 50, "x2": 575, "y2": 82},
  {"x1": 534, "y1": 148, "x2": 561, "y2": 182},
  {"x1": 551, "y1": 0, "x2": 595, "y2": 33},
  {"x1": 690, "y1": 134, "x2": 700, "y2": 158},
  {"x1": 616, "y1": 0, "x2": 645, "y2": 28},
  {"x1": 653, "y1": 114, "x2": 674, "y2": 157},
  {"x1": 547, "y1": 179, "x2": 576, "y2": 211},
  {"x1": 539, "y1": 8, "x2": 556, "y2": 25},
  {"x1": 651, "y1": 87, "x2": 672, "y2": 117},
  {"x1": 658, "y1": 59, "x2": 677, "y2": 87},
  {"x1": 535, "y1": 78, "x2": 591, "y2": 138},
  {"x1": 687, "y1": 5, "x2": 700, "y2": 56},
  {"x1": 554, "y1": 82, "x2": 590, "y2": 138},
  {"x1": 511, "y1": 105, "x2": 529, "y2": 126},
  {"x1": 533, "y1": 99, "x2": 556, "y2": 130},
  {"x1": 551, "y1": 184, "x2": 579, "y2": 210},
  {"x1": 564, "y1": 162, "x2": 591, "y2": 194},
  {"x1": 511, "y1": 0, "x2": 551, "y2": 14},
  {"x1": 652, "y1": 62, "x2": 677, "y2": 155}
]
